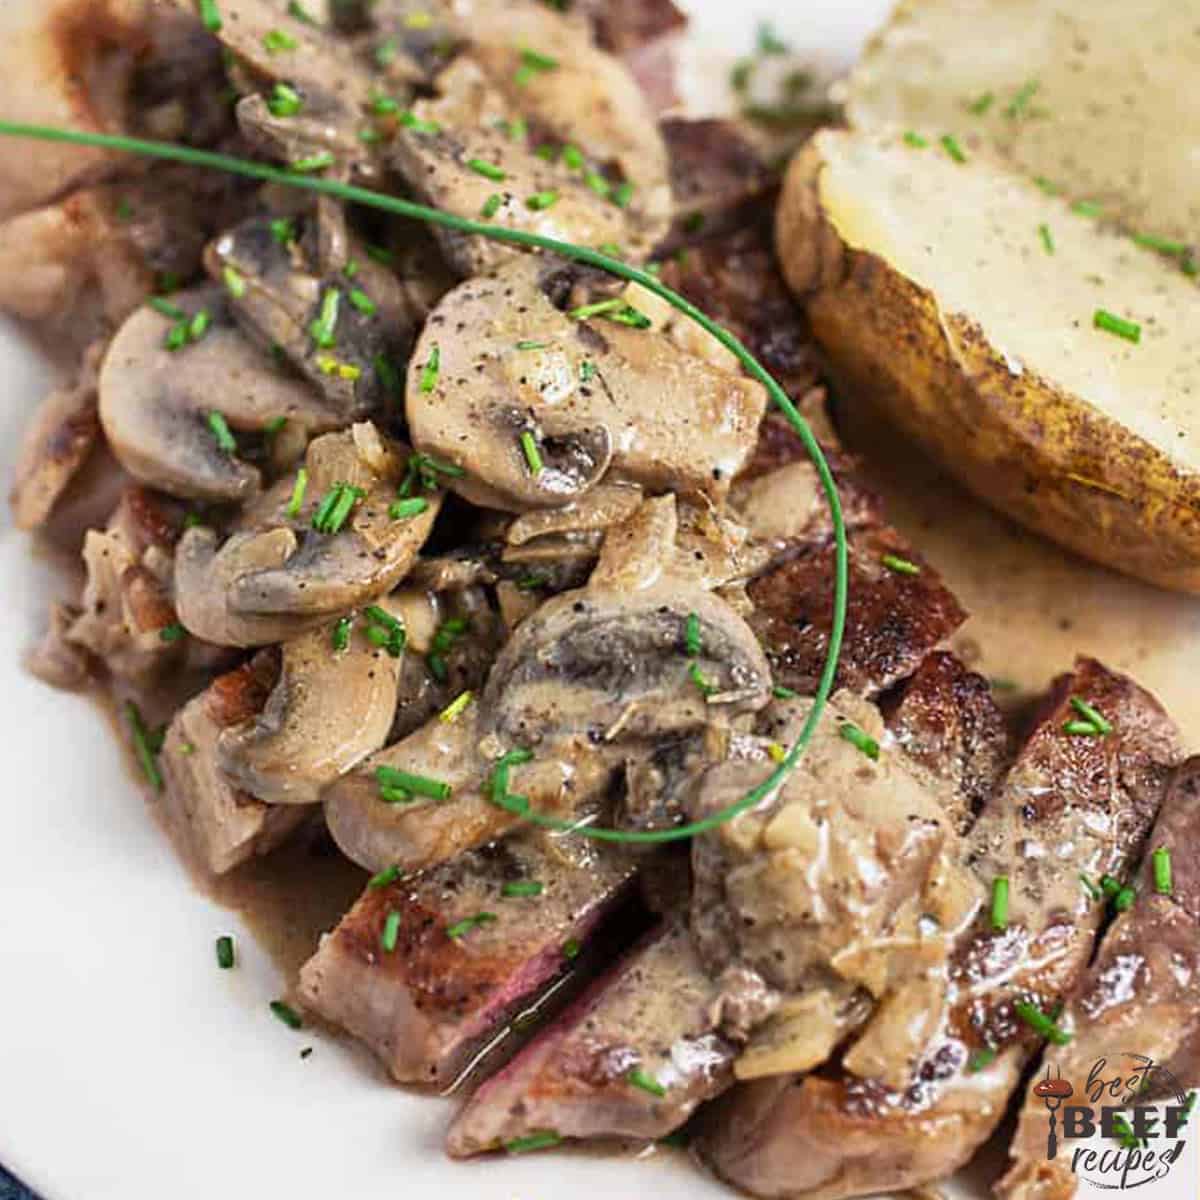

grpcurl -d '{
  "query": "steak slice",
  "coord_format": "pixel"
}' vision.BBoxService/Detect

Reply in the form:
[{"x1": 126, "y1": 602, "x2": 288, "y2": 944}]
[
  {"x1": 298, "y1": 834, "x2": 636, "y2": 1087},
  {"x1": 747, "y1": 524, "x2": 967, "y2": 697},
  {"x1": 697, "y1": 657, "x2": 1181, "y2": 1200},
  {"x1": 998, "y1": 756, "x2": 1200, "y2": 1200},
  {"x1": 662, "y1": 118, "x2": 775, "y2": 244},
  {"x1": 446, "y1": 915, "x2": 734, "y2": 1155},
  {"x1": 883, "y1": 651, "x2": 1012, "y2": 835}
]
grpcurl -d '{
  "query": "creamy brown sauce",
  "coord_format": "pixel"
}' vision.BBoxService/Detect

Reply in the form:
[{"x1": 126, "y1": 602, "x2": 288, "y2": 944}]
[{"x1": 839, "y1": 398, "x2": 1200, "y2": 749}]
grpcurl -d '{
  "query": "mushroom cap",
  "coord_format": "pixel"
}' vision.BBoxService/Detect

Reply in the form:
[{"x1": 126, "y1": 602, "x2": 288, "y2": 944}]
[
  {"x1": 405, "y1": 264, "x2": 766, "y2": 511},
  {"x1": 98, "y1": 287, "x2": 342, "y2": 503}
]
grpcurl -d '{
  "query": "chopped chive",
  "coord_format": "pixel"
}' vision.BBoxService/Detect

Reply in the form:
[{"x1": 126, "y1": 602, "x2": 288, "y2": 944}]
[
  {"x1": 1070, "y1": 696, "x2": 1112, "y2": 735},
  {"x1": 426, "y1": 653, "x2": 447, "y2": 682},
  {"x1": 940, "y1": 134, "x2": 967, "y2": 164},
  {"x1": 419, "y1": 344, "x2": 441, "y2": 392},
  {"x1": 364, "y1": 605, "x2": 406, "y2": 656},
  {"x1": 311, "y1": 482, "x2": 364, "y2": 534},
  {"x1": 526, "y1": 190, "x2": 560, "y2": 211},
  {"x1": 374, "y1": 354, "x2": 401, "y2": 396},
  {"x1": 687, "y1": 660, "x2": 718, "y2": 698},
  {"x1": 611, "y1": 181, "x2": 635, "y2": 209},
  {"x1": 562, "y1": 937, "x2": 581, "y2": 960},
  {"x1": 516, "y1": 339, "x2": 551, "y2": 351},
  {"x1": 767, "y1": 742, "x2": 787, "y2": 765},
  {"x1": 376, "y1": 766, "x2": 451, "y2": 801},
  {"x1": 378, "y1": 783, "x2": 412, "y2": 804},
  {"x1": 501, "y1": 880, "x2": 544, "y2": 898},
  {"x1": 1093, "y1": 309, "x2": 1141, "y2": 344},
  {"x1": 481, "y1": 193, "x2": 503, "y2": 219},
  {"x1": 165, "y1": 321, "x2": 190, "y2": 351},
  {"x1": 290, "y1": 151, "x2": 334, "y2": 174},
  {"x1": 534, "y1": 143, "x2": 558, "y2": 162},
  {"x1": 569, "y1": 297, "x2": 623, "y2": 321},
  {"x1": 1071, "y1": 200, "x2": 1102, "y2": 218},
  {"x1": 286, "y1": 0, "x2": 316, "y2": 23},
  {"x1": 222, "y1": 265, "x2": 247, "y2": 298},
  {"x1": 516, "y1": 572, "x2": 549, "y2": 591},
  {"x1": 1014, "y1": 1000, "x2": 1071, "y2": 1045},
  {"x1": 562, "y1": 143, "x2": 584, "y2": 169},
  {"x1": 207, "y1": 411, "x2": 237, "y2": 455},
  {"x1": 903, "y1": 130, "x2": 928, "y2": 148},
  {"x1": 757, "y1": 21, "x2": 789, "y2": 54},
  {"x1": 579, "y1": 360, "x2": 596, "y2": 383},
  {"x1": 1152, "y1": 847, "x2": 1173, "y2": 896},
  {"x1": 188, "y1": 310, "x2": 211, "y2": 342},
  {"x1": 370, "y1": 93, "x2": 400, "y2": 116},
  {"x1": 1132, "y1": 231, "x2": 1188, "y2": 257},
  {"x1": 309, "y1": 288, "x2": 341, "y2": 348},
  {"x1": 1080, "y1": 874, "x2": 1103, "y2": 901},
  {"x1": 881, "y1": 553, "x2": 920, "y2": 576},
  {"x1": 627, "y1": 1067, "x2": 667, "y2": 1098},
  {"x1": 1005, "y1": 79, "x2": 1040, "y2": 119},
  {"x1": 262, "y1": 28, "x2": 298, "y2": 53},
  {"x1": 772, "y1": 685, "x2": 798, "y2": 700},
  {"x1": 263, "y1": 416, "x2": 287, "y2": 438},
  {"x1": 968, "y1": 92, "x2": 995, "y2": 115},
  {"x1": 270, "y1": 1000, "x2": 303, "y2": 1029},
  {"x1": 197, "y1": 0, "x2": 222, "y2": 33},
  {"x1": 446, "y1": 912, "x2": 498, "y2": 940},
  {"x1": 286, "y1": 468, "x2": 308, "y2": 518},
  {"x1": 467, "y1": 158, "x2": 506, "y2": 182},
  {"x1": 991, "y1": 876, "x2": 1010, "y2": 932},
  {"x1": 583, "y1": 170, "x2": 611, "y2": 198},
  {"x1": 399, "y1": 110, "x2": 441, "y2": 135},
  {"x1": 159, "y1": 622, "x2": 186, "y2": 644},
  {"x1": 149, "y1": 297, "x2": 185, "y2": 320},
  {"x1": 966, "y1": 1047, "x2": 997, "y2": 1073},
  {"x1": 331, "y1": 616, "x2": 352, "y2": 652},
  {"x1": 685, "y1": 612, "x2": 702, "y2": 657},
  {"x1": 374, "y1": 35, "x2": 397, "y2": 66},
  {"x1": 267, "y1": 82, "x2": 303, "y2": 117},
  {"x1": 518, "y1": 46, "x2": 559, "y2": 76},
  {"x1": 1036, "y1": 223, "x2": 1055, "y2": 255},
  {"x1": 389, "y1": 496, "x2": 429, "y2": 520},
  {"x1": 520, "y1": 430, "x2": 544, "y2": 476},
  {"x1": 125, "y1": 702, "x2": 163, "y2": 790},
  {"x1": 839, "y1": 722, "x2": 880, "y2": 761},
  {"x1": 1100, "y1": 874, "x2": 1122, "y2": 899},
  {"x1": 215, "y1": 935, "x2": 235, "y2": 969},
  {"x1": 439, "y1": 690, "x2": 473, "y2": 723},
  {"x1": 504, "y1": 1131, "x2": 561, "y2": 1155},
  {"x1": 365, "y1": 243, "x2": 395, "y2": 267},
  {"x1": 1114, "y1": 886, "x2": 1136, "y2": 912},
  {"x1": 1064, "y1": 719, "x2": 1104, "y2": 736},
  {"x1": 380, "y1": 910, "x2": 401, "y2": 953},
  {"x1": 368, "y1": 865, "x2": 402, "y2": 889},
  {"x1": 488, "y1": 748, "x2": 534, "y2": 807},
  {"x1": 348, "y1": 288, "x2": 377, "y2": 316},
  {"x1": 1034, "y1": 176, "x2": 1059, "y2": 195},
  {"x1": 270, "y1": 216, "x2": 296, "y2": 245}
]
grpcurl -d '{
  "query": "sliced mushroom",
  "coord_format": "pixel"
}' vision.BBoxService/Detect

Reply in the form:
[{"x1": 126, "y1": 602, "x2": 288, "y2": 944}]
[
  {"x1": 99, "y1": 286, "x2": 345, "y2": 502},
  {"x1": 505, "y1": 482, "x2": 643, "y2": 546},
  {"x1": 175, "y1": 424, "x2": 442, "y2": 646},
  {"x1": 390, "y1": 59, "x2": 635, "y2": 276},
  {"x1": 10, "y1": 341, "x2": 103, "y2": 531},
  {"x1": 204, "y1": 217, "x2": 424, "y2": 418},
  {"x1": 481, "y1": 579, "x2": 769, "y2": 749},
  {"x1": 217, "y1": 601, "x2": 409, "y2": 806},
  {"x1": 26, "y1": 603, "x2": 90, "y2": 691},
  {"x1": 406, "y1": 263, "x2": 767, "y2": 510}
]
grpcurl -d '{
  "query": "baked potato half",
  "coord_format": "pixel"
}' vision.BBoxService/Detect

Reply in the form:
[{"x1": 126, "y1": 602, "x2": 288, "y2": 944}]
[{"x1": 777, "y1": 129, "x2": 1200, "y2": 593}]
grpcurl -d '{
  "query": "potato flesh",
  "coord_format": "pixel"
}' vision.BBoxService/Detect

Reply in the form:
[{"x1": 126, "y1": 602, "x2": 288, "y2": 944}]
[
  {"x1": 817, "y1": 131, "x2": 1200, "y2": 474},
  {"x1": 845, "y1": 0, "x2": 1200, "y2": 244}
]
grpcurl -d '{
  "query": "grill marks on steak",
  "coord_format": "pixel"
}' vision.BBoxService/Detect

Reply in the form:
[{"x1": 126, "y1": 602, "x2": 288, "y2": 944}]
[
  {"x1": 999, "y1": 756, "x2": 1200, "y2": 1200},
  {"x1": 696, "y1": 658, "x2": 1182, "y2": 1200},
  {"x1": 446, "y1": 915, "x2": 735, "y2": 1155},
  {"x1": 298, "y1": 834, "x2": 636, "y2": 1087}
]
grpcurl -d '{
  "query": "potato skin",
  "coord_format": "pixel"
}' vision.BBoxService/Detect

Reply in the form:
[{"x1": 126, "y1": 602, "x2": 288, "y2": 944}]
[{"x1": 776, "y1": 143, "x2": 1200, "y2": 595}]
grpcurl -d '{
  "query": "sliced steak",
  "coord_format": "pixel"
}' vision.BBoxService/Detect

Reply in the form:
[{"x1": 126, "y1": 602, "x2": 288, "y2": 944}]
[
  {"x1": 747, "y1": 524, "x2": 967, "y2": 697},
  {"x1": 160, "y1": 653, "x2": 308, "y2": 875},
  {"x1": 998, "y1": 756, "x2": 1200, "y2": 1200},
  {"x1": 581, "y1": 0, "x2": 688, "y2": 112},
  {"x1": 883, "y1": 651, "x2": 1012, "y2": 835},
  {"x1": 697, "y1": 658, "x2": 1182, "y2": 1200},
  {"x1": 662, "y1": 118, "x2": 775, "y2": 244},
  {"x1": 298, "y1": 834, "x2": 636, "y2": 1087},
  {"x1": 446, "y1": 915, "x2": 734, "y2": 1155}
]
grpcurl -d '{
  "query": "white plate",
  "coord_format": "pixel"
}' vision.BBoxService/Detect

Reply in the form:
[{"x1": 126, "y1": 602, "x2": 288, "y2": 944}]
[{"x1": 6, "y1": 4, "x2": 1197, "y2": 1200}]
